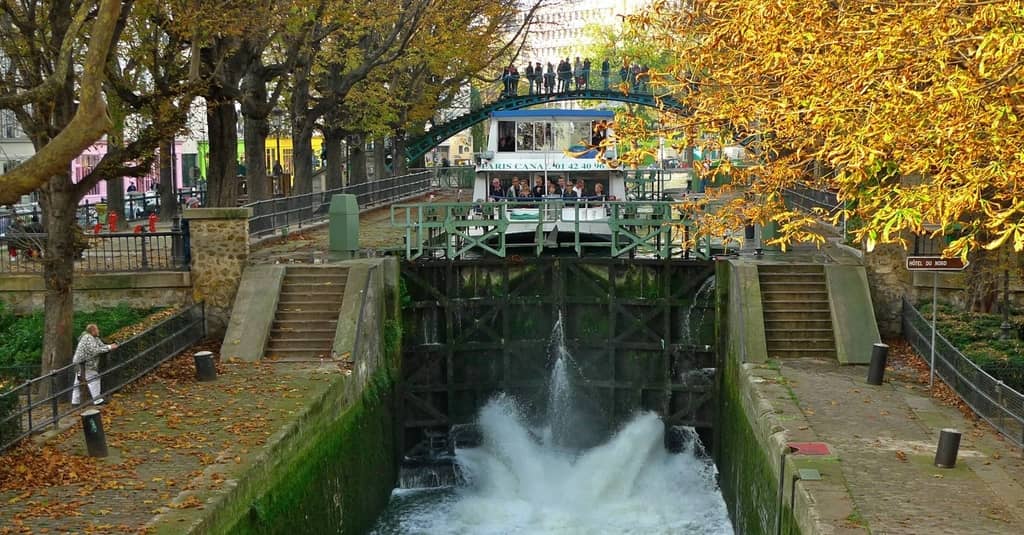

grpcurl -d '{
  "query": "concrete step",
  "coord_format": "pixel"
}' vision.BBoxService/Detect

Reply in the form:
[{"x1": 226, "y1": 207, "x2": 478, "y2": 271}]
[
  {"x1": 757, "y1": 272, "x2": 825, "y2": 282},
  {"x1": 767, "y1": 348, "x2": 837, "y2": 358},
  {"x1": 265, "y1": 348, "x2": 334, "y2": 360},
  {"x1": 267, "y1": 338, "x2": 334, "y2": 351},
  {"x1": 761, "y1": 300, "x2": 831, "y2": 311},
  {"x1": 759, "y1": 280, "x2": 827, "y2": 288},
  {"x1": 761, "y1": 310, "x2": 832, "y2": 321},
  {"x1": 763, "y1": 318, "x2": 834, "y2": 330},
  {"x1": 278, "y1": 292, "x2": 344, "y2": 304},
  {"x1": 760, "y1": 290, "x2": 829, "y2": 300},
  {"x1": 286, "y1": 265, "x2": 348, "y2": 274},
  {"x1": 282, "y1": 276, "x2": 348, "y2": 287},
  {"x1": 758, "y1": 264, "x2": 824, "y2": 274},
  {"x1": 271, "y1": 328, "x2": 336, "y2": 340},
  {"x1": 273, "y1": 319, "x2": 337, "y2": 330},
  {"x1": 274, "y1": 310, "x2": 340, "y2": 322},
  {"x1": 765, "y1": 327, "x2": 835, "y2": 335},
  {"x1": 280, "y1": 280, "x2": 348, "y2": 293},
  {"x1": 275, "y1": 301, "x2": 343, "y2": 313},
  {"x1": 767, "y1": 338, "x2": 836, "y2": 350}
]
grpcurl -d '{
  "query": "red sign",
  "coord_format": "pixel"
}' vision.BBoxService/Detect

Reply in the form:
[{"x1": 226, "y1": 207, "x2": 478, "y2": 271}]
[{"x1": 906, "y1": 256, "x2": 968, "y2": 271}]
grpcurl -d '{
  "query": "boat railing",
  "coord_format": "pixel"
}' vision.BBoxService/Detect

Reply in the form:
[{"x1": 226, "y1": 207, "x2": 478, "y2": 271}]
[{"x1": 390, "y1": 199, "x2": 701, "y2": 260}]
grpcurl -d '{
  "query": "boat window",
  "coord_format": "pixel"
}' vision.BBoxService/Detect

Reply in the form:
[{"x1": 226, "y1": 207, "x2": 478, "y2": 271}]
[
  {"x1": 516, "y1": 122, "x2": 536, "y2": 151},
  {"x1": 498, "y1": 121, "x2": 516, "y2": 152}
]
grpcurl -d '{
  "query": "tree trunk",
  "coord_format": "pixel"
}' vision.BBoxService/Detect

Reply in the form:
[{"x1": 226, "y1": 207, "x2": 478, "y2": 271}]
[
  {"x1": 106, "y1": 94, "x2": 127, "y2": 222},
  {"x1": 392, "y1": 132, "x2": 409, "y2": 176},
  {"x1": 159, "y1": 140, "x2": 178, "y2": 221},
  {"x1": 349, "y1": 134, "x2": 367, "y2": 184},
  {"x1": 292, "y1": 122, "x2": 315, "y2": 196},
  {"x1": 243, "y1": 114, "x2": 270, "y2": 202},
  {"x1": 206, "y1": 95, "x2": 240, "y2": 206},
  {"x1": 107, "y1": 177, "x2": 124, "y2": 222},
  {"x1": 324, "y1": 128, "x2": 345, "y2": 190},
  {"x1": 373, "y1": 138, "x2": 386, "y2": 180},
  {"x1": 39, "y1": 173, "x2": 77, "y2": 395}
]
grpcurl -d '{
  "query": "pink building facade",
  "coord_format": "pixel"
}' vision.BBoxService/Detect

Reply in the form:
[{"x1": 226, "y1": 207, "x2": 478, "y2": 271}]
[{"x1": 72, "y1": 139, "x2": 186, "y2": 204}]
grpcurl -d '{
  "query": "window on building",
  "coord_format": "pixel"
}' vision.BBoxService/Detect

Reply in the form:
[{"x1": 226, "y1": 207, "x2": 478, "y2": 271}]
[{"x1": 497, "y1": 121, "x2": 516, "y2": 152}]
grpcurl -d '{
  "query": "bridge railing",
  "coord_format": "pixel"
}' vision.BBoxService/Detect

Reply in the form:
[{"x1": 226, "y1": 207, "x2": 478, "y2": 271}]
[
  {"x1": 901, "y1": 298, "x2": 1024, "y2": 448},
  {"x1": 781, "y1": 184, "x2": 847, "y2": 236},
  {"x1": 409, "y1": 166, "x2": 476, "y2": 189},
  {"x1": 0, "y1": 303, "x2": 206, "y2": 453},
  {"x1": 246, "y1": 171, "x2": 432, "y2": 238},
  {"x1": 391, "y1": 198, "x2": 712, "y2": 260}
]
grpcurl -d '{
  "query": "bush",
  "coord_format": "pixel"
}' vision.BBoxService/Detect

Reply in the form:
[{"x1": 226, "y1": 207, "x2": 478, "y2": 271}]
[{"x1": 0, "y1": 301, "x2": 157, "y2": 374}]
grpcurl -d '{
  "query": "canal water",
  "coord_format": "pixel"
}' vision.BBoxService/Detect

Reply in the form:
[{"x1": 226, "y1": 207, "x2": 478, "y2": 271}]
[{"x1": 372, "y1": 317, "x2": 733, "y2": 534}]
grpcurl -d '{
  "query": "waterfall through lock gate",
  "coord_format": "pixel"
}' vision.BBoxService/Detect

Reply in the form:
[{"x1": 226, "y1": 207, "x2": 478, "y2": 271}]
[{"x1": 373, "y1": 310, "x2": 734, "y2": 534}]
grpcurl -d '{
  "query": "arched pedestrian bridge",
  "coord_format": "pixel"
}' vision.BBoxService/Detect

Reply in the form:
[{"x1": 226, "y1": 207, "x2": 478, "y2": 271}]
[{"x1": 405, "y1": 88, "x2": 691, "y2": 162}]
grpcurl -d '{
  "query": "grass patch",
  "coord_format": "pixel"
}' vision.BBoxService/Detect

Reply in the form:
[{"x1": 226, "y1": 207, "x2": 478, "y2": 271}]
[
  {"x1": 0, "y1": 301, "x2": 160, "y2": 379},
  {"x1": 919, "y1": 302, "x2": 1024, "y2": 393}
]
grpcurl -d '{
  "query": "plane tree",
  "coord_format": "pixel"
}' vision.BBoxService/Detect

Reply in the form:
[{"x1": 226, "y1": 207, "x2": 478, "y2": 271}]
[{"x1": 619, "y1": 0, "x2": 1024, "y2": 258}]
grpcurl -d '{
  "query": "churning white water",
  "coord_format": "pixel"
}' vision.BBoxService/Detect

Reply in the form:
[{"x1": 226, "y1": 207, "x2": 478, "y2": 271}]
[{"x1": 372, "y1": 313, "x2": 733, "y2": 534}]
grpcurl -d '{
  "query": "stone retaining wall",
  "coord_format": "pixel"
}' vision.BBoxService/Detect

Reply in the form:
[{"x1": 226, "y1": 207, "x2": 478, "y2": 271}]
[
  {"x1": 0, "y1": 272, "x2": 192, "y2": 313},
  {"x1": 183, "y1": 208, "x2": 251, "y2": 335}
]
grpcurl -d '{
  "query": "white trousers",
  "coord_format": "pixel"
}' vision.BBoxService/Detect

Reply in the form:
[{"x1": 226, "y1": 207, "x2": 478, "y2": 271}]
[{"x1": 71, "y1": 369, "x2": 101, "y2": 405}]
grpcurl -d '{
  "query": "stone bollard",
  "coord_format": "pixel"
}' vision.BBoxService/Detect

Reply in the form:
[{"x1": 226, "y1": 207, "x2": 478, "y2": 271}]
[
  {"x1": 866, "y1": 342, "x2": 889, "y2": 386},
  {"x1": 194, "y1": 351, "x2": 217, "y2": 382},
  {"x1": 81, "y1": 409, "x2": 108, "y2": 457},
  {"x1": 934, "y1": 428, "x2": 962, "y2": 468}
]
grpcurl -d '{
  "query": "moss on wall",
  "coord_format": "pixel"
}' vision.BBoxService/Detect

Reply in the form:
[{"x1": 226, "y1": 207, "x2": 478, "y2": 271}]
[
  {"x1": 715, "y1": 262, "x2": 801, "y2": 535},
  {"x1": 226, "y1": 368, "x2": 397, "y2": 535}
]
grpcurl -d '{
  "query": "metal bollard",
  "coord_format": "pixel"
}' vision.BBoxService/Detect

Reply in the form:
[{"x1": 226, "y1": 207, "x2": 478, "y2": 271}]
[
  {"x1": 81, "y1": 409, "x2": 108, "y2": 457},
  {"x1": 866, "y1": 342, "x2": 889, "y2": 385},
  {"x1": 194, "y1": 351, "x2": 217, "y2": 382},
  {"x1": 934, "y1": 428, "x2": 962, "y2": 468}
]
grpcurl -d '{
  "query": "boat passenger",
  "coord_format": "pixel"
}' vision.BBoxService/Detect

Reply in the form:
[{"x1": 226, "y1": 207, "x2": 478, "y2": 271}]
[{"x1": 489, "y1": 178, "x2": 505, "y2": 201}]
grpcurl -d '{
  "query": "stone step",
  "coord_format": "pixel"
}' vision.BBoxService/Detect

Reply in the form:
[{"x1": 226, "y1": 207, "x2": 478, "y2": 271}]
[
  {"x1": 765, "y1": 327, "x2": 835, "y2": 335},
  {"x1": 273, "y1": 310, "x2": 340, "y2": 322},
  {"x1": 283, "y1": 275, "x2": 348, "y2": 285},
  {"x1": 265, "y1": 348, "x2": 334, "y2": 360},
  {"x1": 281, "y1": 279, "x2": 347, "y2": 289},
  {"x1": 758, "y1": 271, "x2": 825, "y2": 280},
  {"x1": 272, "y1": 319, "x2": 338, "y2": 331},
  {"x1": 761, "y1": 301, "x2": 831, "y2": 311},
  {"x1": 267, "y1": 338, "x2": 334, "y2": 351},
  {"x1": 758, "y1": 280, "x2": 827, "y2": 287}
]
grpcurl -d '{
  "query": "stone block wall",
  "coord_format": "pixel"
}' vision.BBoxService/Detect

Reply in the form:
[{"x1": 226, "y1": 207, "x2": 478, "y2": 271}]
[
  {"x1": 863, "y1": 243, "x2": 912, "y2": 336},
  {"x1": 183, "y1": 207, "x2": 252, "y2": 335},
  {"x1": 0, "y1": 272, "x2": 192, "y2": 314}
]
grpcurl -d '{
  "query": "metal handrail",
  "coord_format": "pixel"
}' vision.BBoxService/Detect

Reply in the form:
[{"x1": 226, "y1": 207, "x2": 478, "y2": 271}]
[
  {"x1": 244, "y1": 171, "x2": 433, "y2": 238},
  {"x1": 901, "y1": 298, "x2": 1024, "y2": 447},
  {"x1": 0, "y1": 303, "x2": 206, "y2": 453},
  {"x1": 1, "y1": 230, "x2": 189, "y2": 274}
]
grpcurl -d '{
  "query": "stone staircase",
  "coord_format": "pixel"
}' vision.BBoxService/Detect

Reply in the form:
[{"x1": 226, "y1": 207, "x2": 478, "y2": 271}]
[
  {"x1": 758, "y1": 264, "x2": 836, "y2": 359},
  {"x1": 265, "y1": 265, "x2": 348, "y2": 360}
]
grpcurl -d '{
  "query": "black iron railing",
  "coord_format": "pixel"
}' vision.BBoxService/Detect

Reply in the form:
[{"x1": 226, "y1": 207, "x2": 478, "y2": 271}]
[
  {"x1": 246, "y1": 171, "x2": 432, "y2": 238},
  {"x1": 0, "y1": 230, "x2": 189, "y2": 274},
  {"x1": 902, "y1": 298, "x2": 1024, "y2": 448},
  {"x1": 0, "y1": 303, "x2": 206, "y2": 453}
]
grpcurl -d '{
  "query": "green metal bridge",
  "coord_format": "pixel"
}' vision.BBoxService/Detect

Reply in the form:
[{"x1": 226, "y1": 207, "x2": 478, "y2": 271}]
[{"x1": 405, "y1": 89, "x2": 691, "y2": 163}]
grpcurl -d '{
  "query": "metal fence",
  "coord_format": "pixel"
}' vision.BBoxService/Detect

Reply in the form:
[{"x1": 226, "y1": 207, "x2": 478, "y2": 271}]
[
  {"x1": 0, "y1": 190, "x2": 206, "y2": 232},
  {"x1": 781, "y1": 184, "x2": 847, "y2": 232},
  {"x1": 411, "y1": 166, "x2": 476, "y2": 189},
  {"x1": 0, "y1": 302, "x2": 206, "y2": 453},
  {"x1": 902, "y1": 298, "x2": 1024, "y2": 448},
  {"x1": 246, "y1": 170, "x2": 432, "y2": 238},
  {"x1": 0, "y1": 230, "x2": 189, "y2": 274}
]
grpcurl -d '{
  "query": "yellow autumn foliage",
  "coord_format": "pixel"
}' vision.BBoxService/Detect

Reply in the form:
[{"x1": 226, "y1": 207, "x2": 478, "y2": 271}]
[{"x1": 620, "y1": 0, "x2": 1024, "y2": 258}]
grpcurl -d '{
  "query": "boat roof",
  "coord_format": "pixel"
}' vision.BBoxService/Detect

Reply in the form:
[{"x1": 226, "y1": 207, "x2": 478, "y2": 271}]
[{"x1": 491, "y1": 109, "x2": 615, "y2": 120}]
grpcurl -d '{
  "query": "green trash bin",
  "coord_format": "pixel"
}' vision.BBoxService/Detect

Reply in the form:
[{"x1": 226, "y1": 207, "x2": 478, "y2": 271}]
[{"x1": 329, "y1": 194, "x2": 359, "y2": 260}]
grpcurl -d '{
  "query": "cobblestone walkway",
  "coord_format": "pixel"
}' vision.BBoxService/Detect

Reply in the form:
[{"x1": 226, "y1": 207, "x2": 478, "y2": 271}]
[
  {"x1": 0, "y1": 349, "x2": 339, "y2": 534},
  {"x1": 781, "y1": 357, "x2": 1024, "y2": 534}
]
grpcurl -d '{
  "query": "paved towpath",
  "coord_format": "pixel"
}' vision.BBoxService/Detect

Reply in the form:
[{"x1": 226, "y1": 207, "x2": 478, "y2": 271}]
[
  {"x1": 0, "y1": 345, "x2": 336, "y2": 534},
  {"x1": 753, "y1": 344, "x2": 1024, "y2": 534}
]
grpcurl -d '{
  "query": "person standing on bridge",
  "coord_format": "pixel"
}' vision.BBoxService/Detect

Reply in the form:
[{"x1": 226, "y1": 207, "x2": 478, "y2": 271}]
[
  {"x1": 558, "y1": 59, "x2": 571, "y2": 92},
  {"x1": 534, "y1": 62, "x2": 543, "y2": 94},
  {"x1": 509, "y1": 65, "x2": 520, "y2": 96},
  {"x1": 619, "y1": 62, "x2": 629, "y2": 87},
  {"x1": 582, "y1": 58, "x2": 592, "y2": 90},
  {"x1": 573, "y1": 57, "x2": 583, "y2": 90},
  {"x1": 525, "y1": 63, "x2": 535, "y2": 95},
  {"x1": 544, "y1": 63, "x2": 555, "y2": 94},
  {"x1": 71, "y1": 324, "x2": 118, "y2": 406},
  {"x1": 501, "y1": 66, "x2": 510, "y2": 98}
]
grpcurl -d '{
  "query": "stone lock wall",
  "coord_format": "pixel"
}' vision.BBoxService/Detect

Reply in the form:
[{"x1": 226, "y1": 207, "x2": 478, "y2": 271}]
[
  {"x1": 862, "y1": 243, "x2": 912, "y2": 337},
  {"x1": 183, "y1": 208, "x2": 252, "y2": 335}
]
